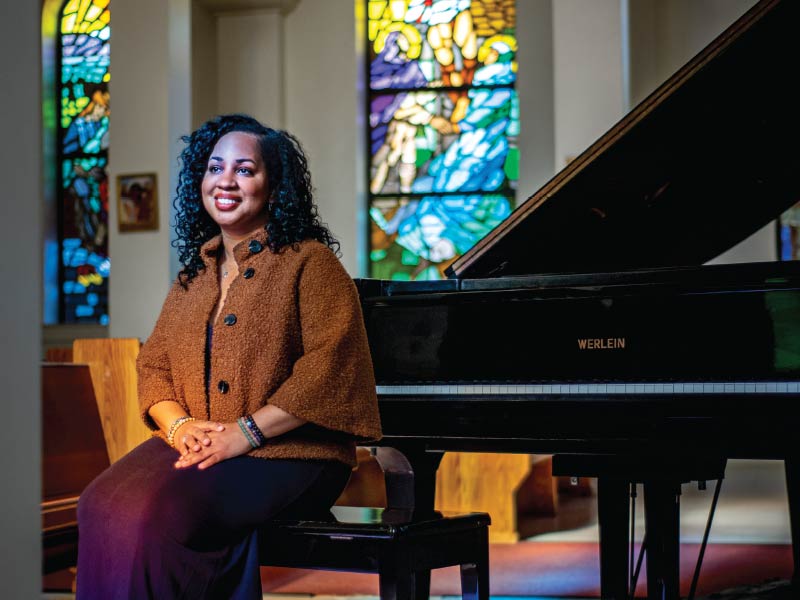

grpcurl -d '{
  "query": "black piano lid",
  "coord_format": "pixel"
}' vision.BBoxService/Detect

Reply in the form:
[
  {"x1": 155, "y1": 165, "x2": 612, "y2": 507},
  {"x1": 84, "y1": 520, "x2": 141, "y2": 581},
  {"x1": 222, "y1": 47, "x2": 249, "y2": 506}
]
[{"x1": 446, "y1": 0, "x2": 800, "y2": 280}]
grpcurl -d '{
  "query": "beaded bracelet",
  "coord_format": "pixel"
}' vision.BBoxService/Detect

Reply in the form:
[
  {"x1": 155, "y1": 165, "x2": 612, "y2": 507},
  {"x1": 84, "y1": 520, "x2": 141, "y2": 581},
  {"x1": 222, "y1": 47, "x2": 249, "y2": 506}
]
[
  {"x1": 243, "y1": 414, "x2": 267, "y2": 447},
  {"x1": 167, "y1": 416, "x2": 196, "y2": 448},
  {"x1": 237, "y1": 417, "x2": 259, "y2": 449}
]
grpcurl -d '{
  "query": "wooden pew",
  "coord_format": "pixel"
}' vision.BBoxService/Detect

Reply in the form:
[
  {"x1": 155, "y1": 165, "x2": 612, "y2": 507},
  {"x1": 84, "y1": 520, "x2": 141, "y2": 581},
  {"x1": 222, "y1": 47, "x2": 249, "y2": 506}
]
[
  {"x1": 42, "y1": 362, "x2": 110, "y2": 575},
  {"x1": 73, "y1": 338, "x2": 148, "y2": 463}
]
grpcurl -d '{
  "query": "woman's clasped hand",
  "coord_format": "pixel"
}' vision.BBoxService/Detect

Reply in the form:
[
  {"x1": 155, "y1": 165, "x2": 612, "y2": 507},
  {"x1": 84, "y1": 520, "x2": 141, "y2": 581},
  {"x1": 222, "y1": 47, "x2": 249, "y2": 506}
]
[{"x1": 173, "y1": 421, "x2": 252, "y2": 470}]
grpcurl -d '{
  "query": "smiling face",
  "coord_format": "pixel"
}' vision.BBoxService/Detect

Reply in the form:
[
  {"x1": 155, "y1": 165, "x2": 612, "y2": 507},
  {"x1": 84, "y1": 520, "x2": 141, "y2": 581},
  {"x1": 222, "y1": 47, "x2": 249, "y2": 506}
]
[{"x1": 201, "y1": 131, "x2": 270, "y2": 240}]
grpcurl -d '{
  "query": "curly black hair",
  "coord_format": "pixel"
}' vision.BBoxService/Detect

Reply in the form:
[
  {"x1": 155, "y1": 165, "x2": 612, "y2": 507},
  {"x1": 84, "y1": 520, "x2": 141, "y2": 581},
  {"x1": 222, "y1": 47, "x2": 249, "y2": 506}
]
[{"x1": 172, "y1": 113, "x2": 339, "y2": 285}]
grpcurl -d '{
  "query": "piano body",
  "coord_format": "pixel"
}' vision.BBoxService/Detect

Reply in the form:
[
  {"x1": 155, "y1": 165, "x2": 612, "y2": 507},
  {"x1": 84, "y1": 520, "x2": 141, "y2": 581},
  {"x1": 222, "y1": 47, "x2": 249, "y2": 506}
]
[{"x1": 357, "y1": 0, "x2": 800, "y2": 598}]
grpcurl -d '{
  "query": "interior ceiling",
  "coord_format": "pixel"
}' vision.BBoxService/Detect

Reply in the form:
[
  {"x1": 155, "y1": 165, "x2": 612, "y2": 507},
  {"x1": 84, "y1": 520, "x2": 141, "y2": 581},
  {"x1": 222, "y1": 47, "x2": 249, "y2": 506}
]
[{"x1": 195, "y1": 0, "x2": 299, "y2": 15}]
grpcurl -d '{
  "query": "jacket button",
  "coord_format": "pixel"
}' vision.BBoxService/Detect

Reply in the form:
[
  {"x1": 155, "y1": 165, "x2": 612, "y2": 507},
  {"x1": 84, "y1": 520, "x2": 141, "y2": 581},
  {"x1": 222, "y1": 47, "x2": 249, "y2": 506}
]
[
  {"x1": 243, "y1": 267, "x2": 255, "y2": 279},
  {"x1": 223, "y1": 313, "x2": 237, "y2": 326},
  {"x1": 248, "y1": 240, "x2": 263, "y2": 254},
  {"x1": 218, "y1": 380, "x2": 230, "y2": 394}
]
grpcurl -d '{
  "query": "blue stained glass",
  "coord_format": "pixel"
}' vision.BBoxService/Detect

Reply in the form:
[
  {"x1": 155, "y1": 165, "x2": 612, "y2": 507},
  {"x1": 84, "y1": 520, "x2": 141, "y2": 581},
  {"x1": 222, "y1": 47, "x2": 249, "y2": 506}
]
[
  {"x1": 87, "y1": 253, "x2": 103, "y2": 268},
  {"x1": 65, "y1": 246, "x2": 89, "y2": 267},
  {"x1": 782, "y1": 226, "x2": 792, "y2": 260},
  {"x1": 371, "y1": 89, "x2": 517, "y2": 195},
  {"x1": 58, "y1": 2, "x2": 111, "y2": 323},
  {"x1": 99, "y1": 314, "x2": 109, "y2": 326},
  {"x1": 63, "y1": 34, "x2": 104, "y2": 57},
  {"x1": 369, "y1": 195, "x2": 513, "y2": 280},
  {"x1": 75, "y1": 305, "x2": 94, "y2": 317},
  {"x1": 62, "y1": 55, "x2": 110, "y2": 84},
  {"x1": 96, "y1": 258, "x2": 111, "y2": 277}
]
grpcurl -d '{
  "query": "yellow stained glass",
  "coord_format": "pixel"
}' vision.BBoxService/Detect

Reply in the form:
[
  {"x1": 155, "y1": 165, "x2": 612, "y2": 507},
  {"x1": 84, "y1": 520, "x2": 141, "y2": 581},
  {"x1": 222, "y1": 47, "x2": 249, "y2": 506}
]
[
  {"x1": 388, "y1": 0, "x2": 408, "y2": 21},
  {"x1": 369, "y1": 0, "x2": 387, "y2": 20},
  {"x1": 86, "y1": 5, "x2": 102, "y2": 21},
  {"x1": 88, "y1": 19, "x2": 106, "y2": 33},
  {"x1": 374, "y1": 22, "x2": 422, "y2": 59},
  {"x1": 77, "y1": 0, "x2": 92, "y2": 25},
  {"x1": 64, "y1": 0, "x2": 80, "y2": 14},
  {"x1": 61, "y1": 13, "x2": 77, "y2": 34},
  {"x1": 95, "y1": 0, "x2": 110, "y2": 8}
]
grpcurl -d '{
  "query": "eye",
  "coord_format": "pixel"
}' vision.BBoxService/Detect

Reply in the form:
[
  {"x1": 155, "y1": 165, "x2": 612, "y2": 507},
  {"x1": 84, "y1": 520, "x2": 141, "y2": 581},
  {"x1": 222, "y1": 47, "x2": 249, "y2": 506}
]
[
  {"x1": 207, "y1": 164, "x2": 222, "y2": 174},
  {"x1": 236, "y1": 166, "x2": 253, "y2": 175}
]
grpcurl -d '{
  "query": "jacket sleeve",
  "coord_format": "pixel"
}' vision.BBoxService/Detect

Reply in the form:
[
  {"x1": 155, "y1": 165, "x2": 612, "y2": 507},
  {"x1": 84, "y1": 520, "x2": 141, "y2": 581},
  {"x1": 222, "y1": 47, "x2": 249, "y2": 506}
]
[
  {"x1": 137, "y1": 282, "x2": 190, "y2": 430},
  {"x1": 267, "y1": 247, "x2": 383, "y2": 442}
]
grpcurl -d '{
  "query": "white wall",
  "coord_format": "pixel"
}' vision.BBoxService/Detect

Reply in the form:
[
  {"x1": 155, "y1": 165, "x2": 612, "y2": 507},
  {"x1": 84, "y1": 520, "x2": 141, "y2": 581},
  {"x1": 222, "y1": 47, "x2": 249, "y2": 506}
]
[
  {"x1": 285, "y1": 0, "x2": 361, "y2": 273},
  {"x1": 514, "y1": 0, "x2": 555, "y2": 203},
  {"x1": 0, "y1": 1, "x2": 41, "y2": 595},
  {"x1": 552, "y1": 0, "x2": 624, "y2": 170},
  {"x1": 108, "y1": 0, "x2": 174, "y2": 338},
  {"x1": 191, "y1": 2, "x2": 219, "y2": 130},
  {"x1": 217, "y1": 10, "x2": 284, "y2": 125}
]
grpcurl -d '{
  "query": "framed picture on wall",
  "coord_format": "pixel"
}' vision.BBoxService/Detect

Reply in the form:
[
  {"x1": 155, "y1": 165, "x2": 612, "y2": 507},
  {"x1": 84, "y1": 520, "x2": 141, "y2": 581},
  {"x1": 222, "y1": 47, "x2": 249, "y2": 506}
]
[
  {"x1": 777, "y1": 201, "x2": 800, "y2": 261},
  {"x1": 117, "y1": 172, "x2": 158, "y2": 232}
]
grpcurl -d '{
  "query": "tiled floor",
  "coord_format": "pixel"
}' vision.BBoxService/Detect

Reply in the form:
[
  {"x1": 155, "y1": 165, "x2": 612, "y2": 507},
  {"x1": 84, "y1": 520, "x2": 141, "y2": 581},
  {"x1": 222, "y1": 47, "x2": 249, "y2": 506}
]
[{"x1": 44, "y1": 459, "x2": 791, "y2": 599}]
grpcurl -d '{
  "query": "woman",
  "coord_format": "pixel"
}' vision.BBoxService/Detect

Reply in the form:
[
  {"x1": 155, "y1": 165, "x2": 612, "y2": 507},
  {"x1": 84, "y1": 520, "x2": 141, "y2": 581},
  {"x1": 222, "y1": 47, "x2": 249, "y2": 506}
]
[{"x1": 76, "y1": 114, "x2": 382, "y2": 599}]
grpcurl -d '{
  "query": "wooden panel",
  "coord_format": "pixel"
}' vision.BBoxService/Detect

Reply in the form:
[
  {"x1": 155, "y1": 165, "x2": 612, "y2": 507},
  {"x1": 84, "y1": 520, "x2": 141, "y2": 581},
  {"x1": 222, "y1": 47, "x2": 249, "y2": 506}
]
[
  {"x1": 517, "y1": 455, "x2": 559, "y2": 516},
  {"x1": 45, "y1": 347, "x2": 73, "y2": 363},
  {"x1": 73, "y1": 338, "x2": 148, "y2": 463},
  {"x1": 42, "y1": 363, "x2": 110, "y2": 501},
  {"x1": 434, "y1": 453, "x2": 530, "y2": 543},
  {"x1": 334, "y1": 447, "x2": 387, "y2": 507}
]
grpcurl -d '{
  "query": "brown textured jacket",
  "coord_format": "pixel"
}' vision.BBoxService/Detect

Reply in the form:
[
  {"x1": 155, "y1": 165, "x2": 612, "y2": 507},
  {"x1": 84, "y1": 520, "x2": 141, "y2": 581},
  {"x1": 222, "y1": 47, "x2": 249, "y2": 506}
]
[{"x1": 137, "y1": 230, "x2": 382, "y2": 466}]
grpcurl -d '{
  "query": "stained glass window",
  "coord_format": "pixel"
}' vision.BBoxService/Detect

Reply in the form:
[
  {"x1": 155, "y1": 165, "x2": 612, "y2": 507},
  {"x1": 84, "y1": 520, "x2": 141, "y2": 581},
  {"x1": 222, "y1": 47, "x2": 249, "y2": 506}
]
[
  {"x1": 367, "y1": 0, "x2": 517, "y2": 280},
  {"x1": 58, "y1": 0, "x2": 110, "y2": 323}
]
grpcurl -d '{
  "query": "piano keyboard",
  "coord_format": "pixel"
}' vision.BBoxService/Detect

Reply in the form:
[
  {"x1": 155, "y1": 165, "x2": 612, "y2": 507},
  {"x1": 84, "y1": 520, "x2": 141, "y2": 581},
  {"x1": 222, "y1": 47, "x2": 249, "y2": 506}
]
[{"x1": 376, "y1": 381, "x2": 800, "y2": 396}]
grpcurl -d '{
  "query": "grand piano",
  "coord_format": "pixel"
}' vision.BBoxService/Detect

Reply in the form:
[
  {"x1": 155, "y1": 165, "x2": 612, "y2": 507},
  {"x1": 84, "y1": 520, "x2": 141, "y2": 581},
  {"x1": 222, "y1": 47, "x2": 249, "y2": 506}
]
[{"x1": 356, "y1": 0, "x2": 800, "y2": 598}]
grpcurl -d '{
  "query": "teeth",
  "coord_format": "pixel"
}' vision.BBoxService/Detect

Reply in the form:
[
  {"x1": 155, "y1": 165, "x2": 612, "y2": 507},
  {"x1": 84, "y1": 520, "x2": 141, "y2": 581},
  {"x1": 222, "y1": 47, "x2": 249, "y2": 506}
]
[{"x1": 216, "y1": 198, "x2": 237, "y2": 205}]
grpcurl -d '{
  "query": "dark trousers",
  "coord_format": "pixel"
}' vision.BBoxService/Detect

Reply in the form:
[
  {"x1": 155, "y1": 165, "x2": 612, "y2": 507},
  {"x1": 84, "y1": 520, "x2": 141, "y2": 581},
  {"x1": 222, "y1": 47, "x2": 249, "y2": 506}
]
[{"x1": 76, "y1": 437, "x2": 351, "y2": 599}]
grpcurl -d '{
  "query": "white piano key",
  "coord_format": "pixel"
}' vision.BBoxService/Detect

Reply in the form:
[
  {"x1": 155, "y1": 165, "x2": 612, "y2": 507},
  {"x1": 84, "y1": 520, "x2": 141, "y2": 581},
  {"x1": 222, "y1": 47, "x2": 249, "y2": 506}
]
[{"x1": 375, "y1": 380, "x2": 800, "y2": 396}]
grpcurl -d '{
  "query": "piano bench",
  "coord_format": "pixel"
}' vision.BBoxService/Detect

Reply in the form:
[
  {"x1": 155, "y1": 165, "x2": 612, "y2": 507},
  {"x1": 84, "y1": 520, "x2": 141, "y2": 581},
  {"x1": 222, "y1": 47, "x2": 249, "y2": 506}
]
[{"x1": 258, "y1": 506, "x2": 491, "y2": 600}]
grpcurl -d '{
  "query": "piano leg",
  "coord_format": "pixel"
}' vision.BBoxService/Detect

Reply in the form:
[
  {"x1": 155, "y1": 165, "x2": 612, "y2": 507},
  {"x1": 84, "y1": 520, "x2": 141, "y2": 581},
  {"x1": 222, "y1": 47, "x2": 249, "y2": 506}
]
[
  {"x1": 389, "y1": 446, "x2": 444, "y2": 600},
  {"x1": 643, "y1": 481, "x2": 681, "y2": 600},
  {"x1": 785, "y1": 456, "x2": 800, "y2": 589},
  {"x1": 597, "y1": 478, "x2": 631, "y2": 600}
]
